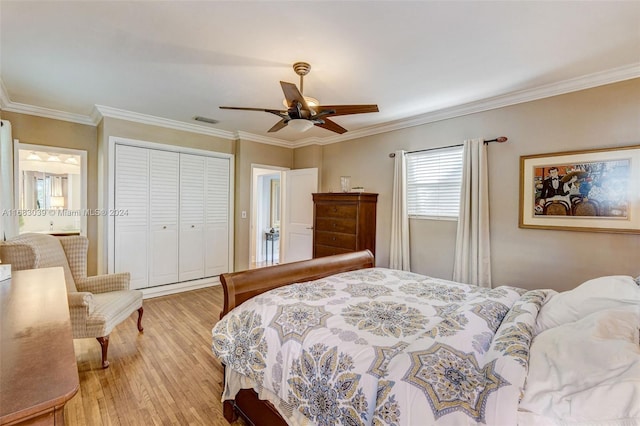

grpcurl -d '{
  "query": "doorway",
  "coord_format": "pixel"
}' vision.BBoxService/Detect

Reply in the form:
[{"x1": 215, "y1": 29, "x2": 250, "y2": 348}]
[
  {"x1": 250, "y1": 165, "x2": 286, "y2": 269},
  {"x1": 13, "y1": 142, "x2": 87, "y2": 236}
]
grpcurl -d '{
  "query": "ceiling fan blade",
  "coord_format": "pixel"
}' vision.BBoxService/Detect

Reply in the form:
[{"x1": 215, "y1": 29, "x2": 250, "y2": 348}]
[
  {"x1": 280, "y1": 81, "x2": 310, "y2": 112},
  {"x1": 315, "y1": 118, "x2": 348, "y2": 134},
  {"x1": 267, "y1": 119, "x2": 288, "y2": 133},
  {"x1": 219, "y1": 106, "x2": 287, "y2": 119},
  {"x1": 315, "y1": 104, "x2": 379, "y2": 117}
]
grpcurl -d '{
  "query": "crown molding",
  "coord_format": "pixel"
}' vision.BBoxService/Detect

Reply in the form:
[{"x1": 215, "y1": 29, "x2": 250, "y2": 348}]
[
  {"x1": 94, "y1": 105, "x2": 237, "y2": 140},
  {"x1": 0, "y1": 79, "x2": 95, "y2": 125},
  {"x1": 234, "y1": 131, "x2": 293, "y2": 148},
  {"x1": 288, "y1": 62, "x2": 640, "y2": 147},
  {"x1": 2, "y1": 63, "x2": 638, "y2": 146}
]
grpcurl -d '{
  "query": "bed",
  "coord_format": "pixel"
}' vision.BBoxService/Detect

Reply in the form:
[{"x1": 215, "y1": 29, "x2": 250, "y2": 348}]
[{"x1": 212, "y1": 250, "x2": 640, "y2": 426}]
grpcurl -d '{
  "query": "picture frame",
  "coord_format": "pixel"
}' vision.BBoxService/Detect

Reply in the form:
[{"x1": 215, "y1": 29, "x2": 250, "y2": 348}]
[{"x1": 519, "y1": 144, "x2": 640, "y2": 233}]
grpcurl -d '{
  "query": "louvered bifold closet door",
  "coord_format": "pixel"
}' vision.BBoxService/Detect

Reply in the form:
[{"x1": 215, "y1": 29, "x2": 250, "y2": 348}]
[
  {"x1": 204, "y1": 157, "x2": 230, "y2": 276},
  {"x1": 114, "y1": 145, "x2": 149, "y2": 289},
  {"x1": 149, "y1": 150, "x2": 179, "y2": 286},
  {"x1": 179, "y1": 154, "x2": 206, "y2": 282}
]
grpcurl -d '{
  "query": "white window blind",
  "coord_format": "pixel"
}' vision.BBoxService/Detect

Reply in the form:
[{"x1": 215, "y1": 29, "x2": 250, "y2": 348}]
[{"x1": 406, "y1": 145, "x2": 464, "y2": 219}]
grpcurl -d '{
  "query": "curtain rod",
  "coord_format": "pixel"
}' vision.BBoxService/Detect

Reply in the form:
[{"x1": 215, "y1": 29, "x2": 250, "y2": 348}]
[{"x1": 388, "y1": 136, "x2": 508, "y2": 158}]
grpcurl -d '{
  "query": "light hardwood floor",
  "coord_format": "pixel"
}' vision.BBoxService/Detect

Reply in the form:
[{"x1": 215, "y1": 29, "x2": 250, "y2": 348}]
[{"x1": 64, "y1": 286, "x2": 246, "y2": 426}]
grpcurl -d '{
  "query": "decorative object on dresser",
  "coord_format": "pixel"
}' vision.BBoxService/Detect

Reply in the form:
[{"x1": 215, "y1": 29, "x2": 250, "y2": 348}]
[
  {"x1": 312, "y1": 192, "x2": 378, "y2": 258},
  {"x1": 0, "y1": 233, "x2": 144, "y2": 368}
]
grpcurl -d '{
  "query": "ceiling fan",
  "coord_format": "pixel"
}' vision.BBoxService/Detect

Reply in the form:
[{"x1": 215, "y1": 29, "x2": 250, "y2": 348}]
[{"x1": 220, "y1": 62, "x2": 379, "y2": 134}]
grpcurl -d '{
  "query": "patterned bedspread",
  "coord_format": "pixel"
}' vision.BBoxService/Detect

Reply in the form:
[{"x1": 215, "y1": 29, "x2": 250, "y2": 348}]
[{"x1": 212, "y1": 268, "x2": 550, "y2": 426}]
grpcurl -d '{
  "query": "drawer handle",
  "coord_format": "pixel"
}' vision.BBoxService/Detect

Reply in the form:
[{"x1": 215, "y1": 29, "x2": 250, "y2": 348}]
[
  {"x1": 163, "y1": 225, "x2": 167, "y2": 229},
  {"x1": 333, "y1": 207, "x2": 338, "y2": 212},
  {"x1": 191, "y1": 225, "x2": 195, "y2": 228},
  {"x1": 333, "y1": 223, "x2": 336, "y2": 227},
  {"x1": 332, "y1": 237, "x2": 336, "y2": 241}
]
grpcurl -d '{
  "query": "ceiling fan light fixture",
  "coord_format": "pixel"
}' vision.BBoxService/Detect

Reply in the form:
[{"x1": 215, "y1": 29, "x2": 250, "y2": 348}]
[{"x1": 288, "y1": 119, "x2": 314, "y2": 132}]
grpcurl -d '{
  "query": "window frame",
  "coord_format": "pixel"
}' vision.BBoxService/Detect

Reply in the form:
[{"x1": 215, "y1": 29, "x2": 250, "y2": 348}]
[{"x1": 405, "y1": 144, "x2": 464, "y2": 221}]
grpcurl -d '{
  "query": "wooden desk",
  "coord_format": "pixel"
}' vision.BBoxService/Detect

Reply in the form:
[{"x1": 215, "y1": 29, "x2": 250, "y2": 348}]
[{"x1": 0, "y1": 267, "x2": 79, "y2": 425}]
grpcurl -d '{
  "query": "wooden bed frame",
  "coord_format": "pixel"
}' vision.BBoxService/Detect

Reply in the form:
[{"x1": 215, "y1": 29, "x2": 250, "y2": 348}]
[{"x1": 218, "y1": 250, "x2": 375, "y2": 425}]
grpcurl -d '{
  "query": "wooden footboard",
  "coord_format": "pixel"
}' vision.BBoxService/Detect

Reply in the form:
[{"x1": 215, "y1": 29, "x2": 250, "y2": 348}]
[{"x1": 218, "y1": 250, "x2": 375, "y2": 424}]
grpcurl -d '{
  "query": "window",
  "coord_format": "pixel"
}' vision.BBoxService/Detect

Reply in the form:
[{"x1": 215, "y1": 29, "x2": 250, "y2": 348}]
[{"x1": 406, "y1": 145, "x2": 464, "y2": 219}]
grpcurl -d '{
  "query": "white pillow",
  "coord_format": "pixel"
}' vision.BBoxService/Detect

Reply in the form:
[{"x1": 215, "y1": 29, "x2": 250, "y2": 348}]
[
  {"x1": 535, "y1": 275, "x2": 640, "y2": 334},
  {"x1": 521, "y1": 306, "x2": 640, "y2": 423}
]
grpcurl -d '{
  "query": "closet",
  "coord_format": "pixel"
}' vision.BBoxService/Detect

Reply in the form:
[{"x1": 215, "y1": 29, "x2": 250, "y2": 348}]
[{"x1": 113, "y1": 143, "x2": 231, "y2": 290}]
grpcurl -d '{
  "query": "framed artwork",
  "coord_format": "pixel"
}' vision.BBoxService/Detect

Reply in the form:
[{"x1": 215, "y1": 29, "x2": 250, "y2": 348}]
[{"x1": 519, "y1": 145, "x2": 640, "y2": 233}]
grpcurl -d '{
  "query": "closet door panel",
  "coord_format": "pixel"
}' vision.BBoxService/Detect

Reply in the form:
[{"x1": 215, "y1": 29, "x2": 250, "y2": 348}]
[
  {"x1": 179, "y1": 154, "x2": 205, "y2": 281},
  {"x1": 114, "y1": 145, "x2": 149, "y2": 289},
  {"x1": 204, "y1": 157, "x2": 230, "y2": 276},
  {"x1": 204, "y1": 223, "x2": 228, "y2": 276},
  {"x1": 149, "y1": 150, "x2": 179, "y2": 286}
]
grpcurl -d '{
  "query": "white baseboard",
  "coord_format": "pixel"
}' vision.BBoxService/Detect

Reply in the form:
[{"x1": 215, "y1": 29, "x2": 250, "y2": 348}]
[{"x1": 141, "y1": 276, "x2": 220, "y2": 299}]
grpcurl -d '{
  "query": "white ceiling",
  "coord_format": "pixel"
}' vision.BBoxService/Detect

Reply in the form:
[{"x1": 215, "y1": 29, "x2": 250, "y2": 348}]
[{"x1": 1, "y1": 1, "x2": 639, "y2": 144}]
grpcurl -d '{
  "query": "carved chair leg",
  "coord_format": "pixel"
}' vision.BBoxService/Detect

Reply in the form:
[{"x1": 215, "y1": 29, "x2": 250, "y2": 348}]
[
  {"x1": 96, "y1": 336, "x2": 110, "y2": 369},
  {"x1": 137, "y1": 307, "x2": 144, "y2": 332}
]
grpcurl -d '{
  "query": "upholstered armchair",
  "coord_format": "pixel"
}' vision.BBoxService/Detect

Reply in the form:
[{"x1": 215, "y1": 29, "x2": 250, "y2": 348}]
[{"x1": 0, "y1": 233, "x2": 143, "y2": 368}]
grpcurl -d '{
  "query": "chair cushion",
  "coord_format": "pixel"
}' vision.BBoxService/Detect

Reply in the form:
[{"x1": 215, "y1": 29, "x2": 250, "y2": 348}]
[{"x1": 86, "y1": 290, "x2": 143, "y2": 337}]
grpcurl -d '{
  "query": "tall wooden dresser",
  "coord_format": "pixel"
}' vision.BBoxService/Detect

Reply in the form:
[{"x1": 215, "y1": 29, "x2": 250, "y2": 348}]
[{"x1": 312, "y1": 193, "x2": 378, "y2": 258}]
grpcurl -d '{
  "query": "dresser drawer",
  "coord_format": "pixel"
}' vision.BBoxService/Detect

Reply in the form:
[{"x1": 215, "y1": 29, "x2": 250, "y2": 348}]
[
  {"x1": 315, "y1": 231, "x2": 357, "y2": 249},
  {"x1": 314, "y1": 244, "x2": 354, "y2": 258},
  {"x1": 315, "y1": 217, "x2": 357, "y2": 234},
  {"x1": 315, "y1": 203, "x2": 357, "y2": 219}
]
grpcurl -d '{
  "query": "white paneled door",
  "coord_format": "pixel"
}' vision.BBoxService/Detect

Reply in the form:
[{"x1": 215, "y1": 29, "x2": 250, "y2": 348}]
[
  {"x1": 114, "y1": 145, "x2": 149, "y2": 289},
  {"x1": 149, "y1": 150, "x2": 179, "y2": 286},
  {"x1": 204, "y1": 157, "x2": 230, "y2": 277},
  {"x1": 280, "y1": 168, "x2": 318, "y2": 263},
  {"x1": 179, "y1": 154, "x2": 206, "y2": 282}
]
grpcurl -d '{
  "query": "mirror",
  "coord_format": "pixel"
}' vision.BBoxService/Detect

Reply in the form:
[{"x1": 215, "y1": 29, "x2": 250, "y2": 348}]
[
  {"x1": 270, "y1": 179, "x2": 280, "y2": 229},
  {"x1": 16, "y1": 144, "x2": 86, "y2": 235}
]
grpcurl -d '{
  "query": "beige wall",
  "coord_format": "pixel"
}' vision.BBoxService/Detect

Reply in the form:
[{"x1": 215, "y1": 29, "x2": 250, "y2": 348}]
[
  {"x1": 234, "y1": 139, "x2": 293, "y2": 270},
  {"x1": 3, "y1": 111, "x2": 100, "y2": 274},
  {"x1": 293, "y1": 144, "x2": 323, "y2": 183},
  {"x1": 319, "y1": 78, "x2": 640, "y2": 292}
]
